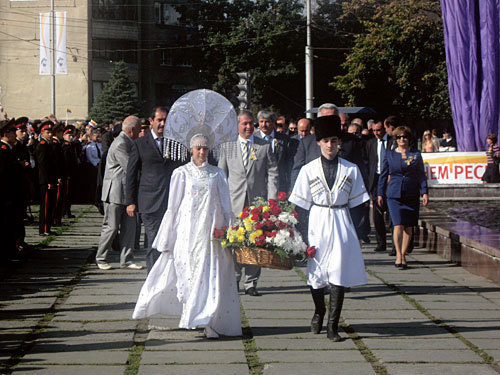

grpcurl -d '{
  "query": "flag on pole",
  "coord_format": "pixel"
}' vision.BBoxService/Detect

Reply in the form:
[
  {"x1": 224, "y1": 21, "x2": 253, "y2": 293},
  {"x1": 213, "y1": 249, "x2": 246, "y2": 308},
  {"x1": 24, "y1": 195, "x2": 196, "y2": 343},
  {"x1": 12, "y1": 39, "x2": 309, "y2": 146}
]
[
  {"x1": 39, "y1": 12, "x2": 51, "y2": 75},
  {"x1": 66, "y1": 108, "x2": 72, "y2": 114},
  {"x1": 55, "y1": 11, "x2": 67, "y2": 75}
]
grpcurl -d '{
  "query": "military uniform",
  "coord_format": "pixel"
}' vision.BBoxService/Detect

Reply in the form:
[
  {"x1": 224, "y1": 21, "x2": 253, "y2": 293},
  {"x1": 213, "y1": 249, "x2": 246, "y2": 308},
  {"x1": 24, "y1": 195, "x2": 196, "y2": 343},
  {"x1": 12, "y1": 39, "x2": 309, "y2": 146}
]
[
  {"x1": 52, "y1": 124, "x2": 65, "y2": 225},
  {"x1": 0, "y1": 119, "x2": 24, "y2": 261},
  {"x1": 61, "y1": 125, "x2": 78, "y2": 217},
  {"x1": 35, "y1": 121, "x2": 58, "y2": 235}
]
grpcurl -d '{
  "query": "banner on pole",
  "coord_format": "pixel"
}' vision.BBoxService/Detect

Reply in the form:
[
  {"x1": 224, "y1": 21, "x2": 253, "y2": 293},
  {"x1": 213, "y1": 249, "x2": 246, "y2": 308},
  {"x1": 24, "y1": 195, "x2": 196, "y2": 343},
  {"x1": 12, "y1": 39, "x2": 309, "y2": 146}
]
[
  {"x1": 55, "y1": 11, "x2": 67, "y2": 75},
  {"x1": 422, "y1": 152, "x2": 487, "y2": 184},
  {"x1": 39, "y1": 12, "x2": 50, "y2": 75}
]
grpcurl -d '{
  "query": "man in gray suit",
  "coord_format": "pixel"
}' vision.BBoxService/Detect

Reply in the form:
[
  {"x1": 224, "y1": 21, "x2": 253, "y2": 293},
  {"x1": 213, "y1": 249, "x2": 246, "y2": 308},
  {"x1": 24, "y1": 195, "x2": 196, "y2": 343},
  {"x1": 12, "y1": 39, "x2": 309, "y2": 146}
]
[
  {"x1": 254, "y1": 109, "x2": 293, "y2": 193},
  {"x1": 96, "y1": 116, "x2": 142, "y2": 270},
  {"x1": 218, "y1": 109, "x2": 279, "y2": 296}
]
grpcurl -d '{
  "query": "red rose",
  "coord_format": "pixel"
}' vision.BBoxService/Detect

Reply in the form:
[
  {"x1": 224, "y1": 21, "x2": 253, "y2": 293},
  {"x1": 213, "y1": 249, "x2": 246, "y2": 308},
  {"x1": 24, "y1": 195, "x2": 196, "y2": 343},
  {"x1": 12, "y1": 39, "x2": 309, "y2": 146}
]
[
  {"x1": 265, "y1": 231, "x2": 273, "y2": 237},
  {"x1": 251, "y1": 214, "x2": 259, "y2": 221},
  {"x1": 271, "y1": 206, "x2": 282, "y2": 216},
  {"x1": 278, "y1": 192, "x2": 287, "y2": 201},
  {"x1": 251, "y1": 207, "x2": 260, "y2": 216},
  {"x1": 264, "y1": 220, "x2": 274, "y2": 228},
  {"x1": 306, "y1": 246, "x2": 317, "y2": 258},
  {"x1": 241, "y1": 211, "x2": 249, "y2": 219},
  {"x1": 243, "y1": 206, "x2": 250, "y2": 212},
  {"x1": 255, "y1": 235, "x2": 266, "y2": 246},
  {"x1": 289, "y1": 230, "x2": 295, "y2": 238},
  {"x1": 270, "y1": 231, "x2": 278, "y2": 237},
  {"x1": 262, "y1": 211, "x2": 271, "y2": 220},
  {"x1": 277, "y1": 221, "x2": 287, "y2": 230},
  {"x1": 254, "y1": 222, "x2": 264, "y2": 230},
  {"x1": 291, "y1": 210, "x2": 298, "y2": 218},
  {"x1": 213, "y1": 229, "x2": 223, "y2": 239},
  {"x1": 268, "y1": 199, "x2": 277, "y2": 207}
]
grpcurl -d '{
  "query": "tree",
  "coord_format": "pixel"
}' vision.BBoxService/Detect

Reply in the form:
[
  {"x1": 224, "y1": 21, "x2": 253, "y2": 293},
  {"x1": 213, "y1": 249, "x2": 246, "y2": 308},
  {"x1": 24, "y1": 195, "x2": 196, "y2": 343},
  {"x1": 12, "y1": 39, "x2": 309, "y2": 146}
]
[
  {"x1": 176, "y1": 0, "x2": 306, "y2": 116},
  {"x1": 89, "y1": 61, "x2": 139, "y2": 125},
  {"x1": 332, "y1": 0, "x2": 450, "y2": 120}
]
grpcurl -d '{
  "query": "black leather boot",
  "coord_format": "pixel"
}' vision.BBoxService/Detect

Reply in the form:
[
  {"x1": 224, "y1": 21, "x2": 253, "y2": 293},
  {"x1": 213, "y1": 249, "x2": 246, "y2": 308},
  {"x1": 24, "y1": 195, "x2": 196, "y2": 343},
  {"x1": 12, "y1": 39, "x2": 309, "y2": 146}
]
[
  {"x1": 327, "y1": 284, "x2": 345, "y2": 341},
  {"x1": 310, "y1": 287, "x2": 326, "y2": 334}
]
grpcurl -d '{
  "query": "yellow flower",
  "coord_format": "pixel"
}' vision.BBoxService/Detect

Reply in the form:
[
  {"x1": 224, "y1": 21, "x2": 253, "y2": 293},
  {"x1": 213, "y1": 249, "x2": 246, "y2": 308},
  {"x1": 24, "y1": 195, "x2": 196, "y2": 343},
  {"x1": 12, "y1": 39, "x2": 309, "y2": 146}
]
[
  {"x1": 221, "y1": 240, "x2": 227, "y2": 247},
  {"x1": 255, "y1": 229, "x2": 263, "y2": 236},
  {"x1": 238, "y1": 212, "x2": 243, "y2": 218},
  {"x1": 237, "y1": 227, "x2": 245, "y2": 236},
  {"x1": 262, "y1": 206, "x2": 270, "y2": 212},
  {"x1": 237, "y1": 235, "x2": 245, "y2": 242},
  {"x1": 229, "y1": 235, "x2": 236, "y2": 243},
  {"x1": 249, "y1": 232, "x2": 257, "y2": 244}
]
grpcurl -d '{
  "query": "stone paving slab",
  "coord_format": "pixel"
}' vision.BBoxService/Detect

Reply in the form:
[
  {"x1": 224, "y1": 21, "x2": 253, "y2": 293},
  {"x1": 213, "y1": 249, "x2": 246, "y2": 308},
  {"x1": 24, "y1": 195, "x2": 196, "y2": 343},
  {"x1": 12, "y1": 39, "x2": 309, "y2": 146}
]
[
  {"x1": 37, "y1": 330, "x2": 134, "y2": 342},
  {"x1": 262, "y1": 362, "x2": 376, "y2": 375},
  {"x1": 46, "y1": 321, "x2": 137, "y2": 331},
  {"x1": 385, "y1": 363, "x2": 499, "y2": 375},
  {"x1": 427, "y1": 309, "x2": 500, "y2": 319},
  {"x1": 138, "y1": 364, "x2": 249, "y2": 375},
  {"x1": 29, "y1": 340, "x2": 133, "y2": 352},
  {"x1": 371, "y1": 348, "x2": 484, "y2": 363},
  {"x1": 144, "y1": 339, "x2": 244, "y2": 351},
  {"x1": 254, "y1": 337, "x2": 358, "y2": 350},
  {"x1": 12, "y1": 365, "x2": 126, "y2": 374},
  {"x1": 361, "y1": 338, "x2": 470, "y2": 350},
  {"x1": 140, "y1": 350, "x2": 247, "y2": 364},
  {"x1": 65, "y1": 295, "x2": 139, "y2": 304},
  {"x1": 20, "y1": 350, "x2": 130, "y2": 364},
  {"x1": 258, "y1": 349, "x2": 366, "y2": 363},
  {"x1": 344, "y1": 319, "x2": 453, "y2": 338}
]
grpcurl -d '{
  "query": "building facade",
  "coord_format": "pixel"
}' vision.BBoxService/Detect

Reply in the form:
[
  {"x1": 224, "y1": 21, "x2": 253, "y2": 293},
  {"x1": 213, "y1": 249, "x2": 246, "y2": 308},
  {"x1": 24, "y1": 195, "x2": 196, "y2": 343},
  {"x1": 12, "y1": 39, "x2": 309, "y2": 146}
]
[{"x1": 0, "y1": 0, "x2": 198, "y2": 122}]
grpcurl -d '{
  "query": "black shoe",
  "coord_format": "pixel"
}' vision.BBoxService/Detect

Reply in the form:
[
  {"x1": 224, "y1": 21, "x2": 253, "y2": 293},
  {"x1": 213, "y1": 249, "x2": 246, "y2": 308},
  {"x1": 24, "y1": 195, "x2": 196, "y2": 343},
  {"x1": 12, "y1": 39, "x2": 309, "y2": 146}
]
[
  {"x1": 395, "y1": 263, "x2": 402, "y2": 268},
  {"x1": 374, "y1": 245, "x2": 386, "y2": 252},
  {"x1": 245, "y1": 287, "x2": 261, "y2": 296},
  {"x1": 311, "y1": 312, "x2": 325, "y2": 334},
  {"x1": 388, "y1": 249, "x2": 396, "y2": 256},
  {"x1": 400, "y1": 263, "x2": 408, "y2": 270},
  {"x1": 361, "y1": 235, "x2": 371, "y2": 244}
]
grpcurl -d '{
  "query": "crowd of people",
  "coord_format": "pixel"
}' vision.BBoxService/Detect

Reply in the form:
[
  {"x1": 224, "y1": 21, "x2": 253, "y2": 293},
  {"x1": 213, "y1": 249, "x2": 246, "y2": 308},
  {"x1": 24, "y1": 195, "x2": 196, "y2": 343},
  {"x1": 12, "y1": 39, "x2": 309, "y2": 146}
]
[{"x1": 1, "y1": 98, "x2": 498, "y2": 340}]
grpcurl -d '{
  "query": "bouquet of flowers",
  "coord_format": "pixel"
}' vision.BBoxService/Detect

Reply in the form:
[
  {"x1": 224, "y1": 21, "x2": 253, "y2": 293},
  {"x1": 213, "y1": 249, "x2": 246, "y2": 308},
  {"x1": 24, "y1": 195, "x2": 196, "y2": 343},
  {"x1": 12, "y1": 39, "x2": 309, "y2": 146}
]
[{"x1": 213, "y1": 192, "x2": 307, "y2": 268}]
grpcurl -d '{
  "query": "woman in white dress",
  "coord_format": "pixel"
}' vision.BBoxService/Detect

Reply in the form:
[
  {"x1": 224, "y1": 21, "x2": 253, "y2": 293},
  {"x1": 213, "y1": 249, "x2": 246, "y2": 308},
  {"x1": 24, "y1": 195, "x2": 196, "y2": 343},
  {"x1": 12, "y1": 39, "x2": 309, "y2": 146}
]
[{"x1": 132, "y1": 134, "x2": 242, "y2": 338}]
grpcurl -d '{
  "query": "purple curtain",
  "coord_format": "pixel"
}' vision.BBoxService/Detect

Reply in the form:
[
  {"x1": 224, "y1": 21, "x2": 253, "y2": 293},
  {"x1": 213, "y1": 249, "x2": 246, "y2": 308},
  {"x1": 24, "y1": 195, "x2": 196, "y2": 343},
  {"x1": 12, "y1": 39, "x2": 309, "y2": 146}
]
[{"x1": 441, "y1": 0, "x2": 500, "y2": 151}]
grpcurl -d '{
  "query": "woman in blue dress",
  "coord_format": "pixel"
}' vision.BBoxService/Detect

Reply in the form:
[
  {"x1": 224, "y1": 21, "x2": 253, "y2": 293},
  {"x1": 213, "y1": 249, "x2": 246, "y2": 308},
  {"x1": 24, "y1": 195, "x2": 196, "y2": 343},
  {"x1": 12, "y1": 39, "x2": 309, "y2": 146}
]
[{"x1": 377, "y1": 126, "x2": 428, "y2": 269}]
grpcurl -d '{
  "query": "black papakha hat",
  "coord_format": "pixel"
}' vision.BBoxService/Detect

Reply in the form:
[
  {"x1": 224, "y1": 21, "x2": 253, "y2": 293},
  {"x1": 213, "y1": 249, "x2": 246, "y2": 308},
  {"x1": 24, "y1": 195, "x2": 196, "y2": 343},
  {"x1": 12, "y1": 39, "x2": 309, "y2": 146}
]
[
  {"x1": 314, "y1": 115, "x2": 341, "y2": 142},
  {"x1": 63, "y1": 125, "x2": 76, "y2": 134}
]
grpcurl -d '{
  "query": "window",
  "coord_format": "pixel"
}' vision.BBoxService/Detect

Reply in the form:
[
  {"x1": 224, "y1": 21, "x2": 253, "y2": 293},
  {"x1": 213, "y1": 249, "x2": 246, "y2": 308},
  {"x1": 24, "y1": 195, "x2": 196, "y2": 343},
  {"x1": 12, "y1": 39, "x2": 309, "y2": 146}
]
[
  {"x1": 92, "y1": 0, "x2": 138, "y2": 21},
  {"x1": 93, "y1": 39, "x2": 138, "y2": 64},
  {"x1": 154, "y1": 3, "x2": 180, "y2": 25}
]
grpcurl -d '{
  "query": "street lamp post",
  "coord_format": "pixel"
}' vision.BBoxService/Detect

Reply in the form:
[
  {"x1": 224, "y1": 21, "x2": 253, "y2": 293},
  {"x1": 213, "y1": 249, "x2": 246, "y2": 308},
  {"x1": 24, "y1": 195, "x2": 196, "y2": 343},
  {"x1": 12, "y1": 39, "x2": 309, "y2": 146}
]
[{"x1": 305, "y1": 0, "x2": 313, "y2": 119}]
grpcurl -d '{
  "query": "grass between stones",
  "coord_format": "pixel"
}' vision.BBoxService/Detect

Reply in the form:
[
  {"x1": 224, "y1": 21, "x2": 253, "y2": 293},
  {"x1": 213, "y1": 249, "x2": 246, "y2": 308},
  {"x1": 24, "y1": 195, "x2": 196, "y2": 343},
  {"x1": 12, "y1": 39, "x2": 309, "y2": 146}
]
[
  {"x1": 124, "y1": 318, "x2": 149, "y2": 375},
  {"x1": 240, "y1": 299, "x2": 264, "y2": 375},
  {"x1": 366, "y1": 269, "x2": 500, "y2": 372},
  {"x1": 293, "y1": 266, "x2": 389, "y2": 375}
]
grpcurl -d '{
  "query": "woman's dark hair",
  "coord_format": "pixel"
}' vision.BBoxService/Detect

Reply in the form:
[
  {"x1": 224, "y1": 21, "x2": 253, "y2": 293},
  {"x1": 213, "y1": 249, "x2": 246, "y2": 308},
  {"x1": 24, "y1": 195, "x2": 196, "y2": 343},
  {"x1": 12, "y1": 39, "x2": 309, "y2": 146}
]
[{"x1": 487, "y1": 134, "x2": 497, "y2": 143}]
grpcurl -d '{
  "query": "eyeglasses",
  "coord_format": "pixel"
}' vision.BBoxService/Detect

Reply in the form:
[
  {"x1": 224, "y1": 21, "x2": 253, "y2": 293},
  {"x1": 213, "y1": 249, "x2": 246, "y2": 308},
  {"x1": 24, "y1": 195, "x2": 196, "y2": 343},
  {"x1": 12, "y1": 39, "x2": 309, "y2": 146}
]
[{"x1": 395, "y1": 135, "x2": 409, "y2": 140}]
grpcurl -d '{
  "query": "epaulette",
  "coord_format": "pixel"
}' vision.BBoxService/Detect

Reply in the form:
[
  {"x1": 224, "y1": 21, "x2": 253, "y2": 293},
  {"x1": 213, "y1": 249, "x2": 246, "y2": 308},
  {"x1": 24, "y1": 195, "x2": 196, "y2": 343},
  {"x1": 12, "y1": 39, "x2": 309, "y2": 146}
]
[
  {"x1": 40, "y1": 140, "x2": 46, "y2": 145},
  {"x1": 52, "y1": 139, "x2": 58, "y2": 144},
  {"x1": 1, "y1": 144, "x2": 7, "y2": 150},
  {"x1": 64, "y1": 141, "x2": 70, "y2": 145}
]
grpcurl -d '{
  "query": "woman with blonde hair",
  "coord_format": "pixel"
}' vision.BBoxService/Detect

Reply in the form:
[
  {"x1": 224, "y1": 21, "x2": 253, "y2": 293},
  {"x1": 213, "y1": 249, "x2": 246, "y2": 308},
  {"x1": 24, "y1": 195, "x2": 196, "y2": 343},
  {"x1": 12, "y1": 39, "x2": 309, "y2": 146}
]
[{"x1": 421, "y1": 130, "x2": 438, "y2": 153}]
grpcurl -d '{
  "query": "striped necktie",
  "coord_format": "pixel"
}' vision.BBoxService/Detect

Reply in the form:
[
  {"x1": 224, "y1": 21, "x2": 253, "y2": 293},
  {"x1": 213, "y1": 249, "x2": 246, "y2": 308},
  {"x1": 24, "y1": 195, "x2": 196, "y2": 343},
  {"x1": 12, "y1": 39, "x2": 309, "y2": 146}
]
[{"x1": 241, "y1": 140, "x2": 249, "y2": 171}]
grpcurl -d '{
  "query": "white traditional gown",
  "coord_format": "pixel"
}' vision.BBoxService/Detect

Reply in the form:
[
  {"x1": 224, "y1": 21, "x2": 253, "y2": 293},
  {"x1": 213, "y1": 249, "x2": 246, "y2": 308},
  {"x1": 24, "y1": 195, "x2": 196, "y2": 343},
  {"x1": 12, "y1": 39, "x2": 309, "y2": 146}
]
[
  {"x1": 132, "y1": 161, "x2": 242, "y2": 337},
  {"x1": 289, "y1": 157, "x2": 370, "y2": 289}
]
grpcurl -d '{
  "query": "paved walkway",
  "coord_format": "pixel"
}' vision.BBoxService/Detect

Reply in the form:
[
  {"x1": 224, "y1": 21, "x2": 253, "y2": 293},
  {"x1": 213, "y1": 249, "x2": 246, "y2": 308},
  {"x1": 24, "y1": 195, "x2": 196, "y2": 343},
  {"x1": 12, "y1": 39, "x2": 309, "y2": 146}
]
[{"x1": 1, "y1": 205, "x2": 499, "y2": 374}]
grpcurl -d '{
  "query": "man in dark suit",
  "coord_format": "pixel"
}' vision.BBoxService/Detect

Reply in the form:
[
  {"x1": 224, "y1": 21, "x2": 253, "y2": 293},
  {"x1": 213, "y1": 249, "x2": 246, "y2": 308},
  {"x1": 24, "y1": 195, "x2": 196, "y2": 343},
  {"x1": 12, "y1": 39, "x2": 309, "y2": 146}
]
[
  {"x1": 254, "y1": 110, "x2": 293, "y2": 193},
  {"x1": 126, "y1": 106, "x2": 186, "y2": 272},
  {"x1": 366, "y1": 119, "x2": 394, "y2": 252}
]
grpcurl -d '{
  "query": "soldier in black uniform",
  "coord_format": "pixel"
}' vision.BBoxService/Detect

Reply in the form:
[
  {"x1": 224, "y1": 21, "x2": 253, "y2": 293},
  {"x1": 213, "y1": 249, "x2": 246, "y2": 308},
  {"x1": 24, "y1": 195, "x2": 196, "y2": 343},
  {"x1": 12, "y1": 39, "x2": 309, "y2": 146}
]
[
  {"x1": 52, "y1": 122, "x2": 65, "y2": 226},
  {"x1": 35, "y1": 120, "x2": 58, "y2": 236},
  {"x1": 61, "y1": 125, "x2": 78, "y2": 218},
  {"x1": 12, "y1": 117, "x2": 36, "y2": 223},
  {"x1": 0, "y1": 119, "x2": 24, "y2": 262}
]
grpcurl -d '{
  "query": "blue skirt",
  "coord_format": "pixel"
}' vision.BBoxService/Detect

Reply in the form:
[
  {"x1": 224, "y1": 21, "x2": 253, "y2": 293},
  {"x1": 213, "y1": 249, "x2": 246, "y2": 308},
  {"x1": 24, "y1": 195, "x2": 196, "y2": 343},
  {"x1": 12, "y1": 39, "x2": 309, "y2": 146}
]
[{"x1": 387, "y1": 196, "x2": 420, "y2": 226}]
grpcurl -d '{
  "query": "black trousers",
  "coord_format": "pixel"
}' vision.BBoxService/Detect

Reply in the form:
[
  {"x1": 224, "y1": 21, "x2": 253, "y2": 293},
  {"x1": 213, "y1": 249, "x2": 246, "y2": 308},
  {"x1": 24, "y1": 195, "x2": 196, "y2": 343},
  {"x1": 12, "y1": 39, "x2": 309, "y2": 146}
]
[
  {"x1": 39, "y1": 185, "x2": 56, "y2": 234},
  {"x1": 141, "y1": 209, "x2": 165, "y2": 273}
]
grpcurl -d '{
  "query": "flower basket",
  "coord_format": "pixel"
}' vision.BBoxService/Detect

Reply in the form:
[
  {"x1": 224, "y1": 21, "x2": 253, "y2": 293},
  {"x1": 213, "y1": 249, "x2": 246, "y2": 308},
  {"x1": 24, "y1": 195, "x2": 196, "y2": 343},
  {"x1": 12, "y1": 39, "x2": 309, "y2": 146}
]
[
  {"x1": 234, "y1": 246, "x2": 294, "y2": 270},
  {"x1": 213, "y1": 193, "x2": 307, "y2": 270}
]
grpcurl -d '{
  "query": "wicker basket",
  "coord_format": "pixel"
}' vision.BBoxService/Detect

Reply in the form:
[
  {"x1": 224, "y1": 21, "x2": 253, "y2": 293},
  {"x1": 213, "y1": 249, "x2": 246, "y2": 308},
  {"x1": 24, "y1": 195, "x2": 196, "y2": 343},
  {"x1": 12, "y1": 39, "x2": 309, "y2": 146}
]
[{"x1": 234, "y1": 246, "x2": 294, "y2": 270}]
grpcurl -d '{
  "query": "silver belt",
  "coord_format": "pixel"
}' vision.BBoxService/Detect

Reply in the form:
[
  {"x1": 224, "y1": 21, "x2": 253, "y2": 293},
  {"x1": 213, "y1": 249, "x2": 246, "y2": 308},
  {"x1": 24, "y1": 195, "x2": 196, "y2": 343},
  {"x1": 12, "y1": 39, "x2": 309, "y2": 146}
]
[{"x1": 312, "y1": 203, "x2": 348, "y2": 209}]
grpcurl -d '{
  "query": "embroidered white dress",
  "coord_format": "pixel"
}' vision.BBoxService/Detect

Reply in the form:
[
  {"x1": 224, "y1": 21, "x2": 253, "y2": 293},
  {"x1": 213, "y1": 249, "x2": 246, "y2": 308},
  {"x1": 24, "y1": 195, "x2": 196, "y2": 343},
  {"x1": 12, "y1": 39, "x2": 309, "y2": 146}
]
[
  {"x1": 132, "y1": 161, "x2": 242, "y2": 337},
  {"x1": 289, "y1": 157, "x2": 370, "y2": 288}
]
